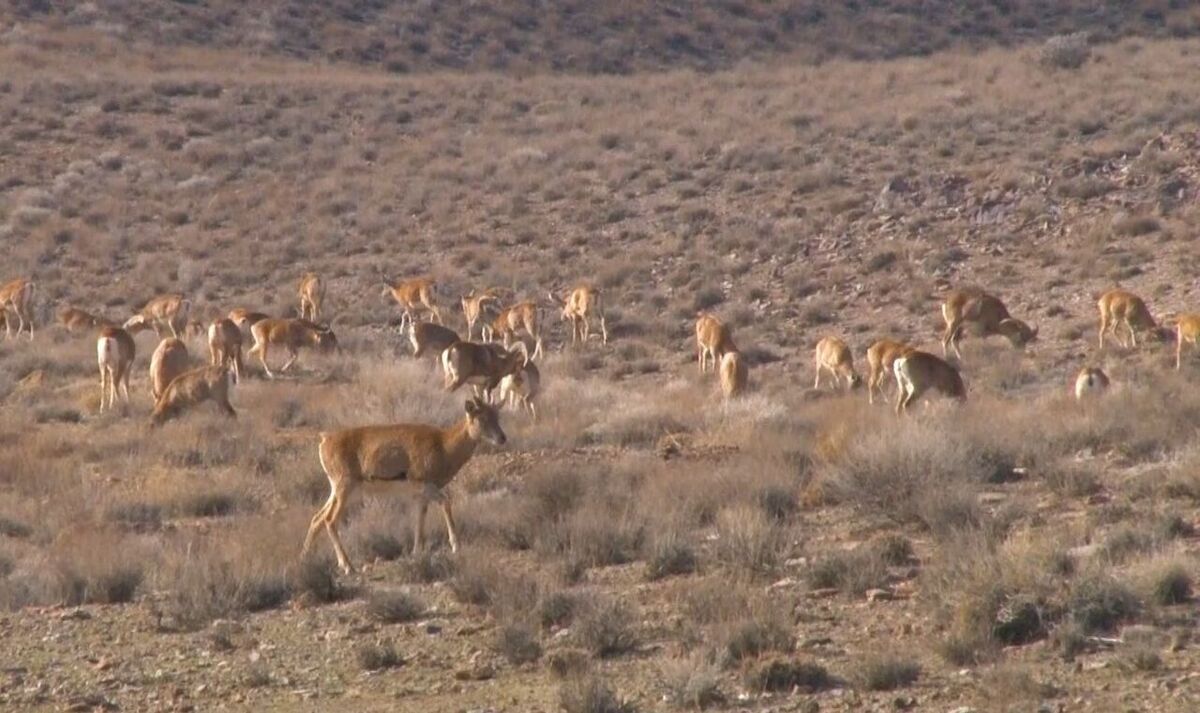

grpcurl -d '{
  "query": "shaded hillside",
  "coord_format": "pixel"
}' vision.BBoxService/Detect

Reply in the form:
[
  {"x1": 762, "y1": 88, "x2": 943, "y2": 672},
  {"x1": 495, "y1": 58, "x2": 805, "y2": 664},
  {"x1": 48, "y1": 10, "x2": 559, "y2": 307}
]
[{"x1": 5, "y1": 0, "x2": 1200, "y2": 72}]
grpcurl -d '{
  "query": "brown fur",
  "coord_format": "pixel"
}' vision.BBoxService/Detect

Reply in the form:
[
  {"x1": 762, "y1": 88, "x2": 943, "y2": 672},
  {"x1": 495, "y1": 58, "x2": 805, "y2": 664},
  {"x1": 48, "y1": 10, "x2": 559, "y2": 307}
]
[
  {"x1": 301, "y1": 397, "x2": 506, "y2": 573},
  {"x1": 149, "y1": 337, "x2": 190, "y2": 400},
  {"x1": 1098, "y1": 289, "x2": 1162, "y2": 349},
  {"x1": 499, "y1": 361, "x2": 541, "y2": 419},
  {"x1": 484, "y1": 301, "x2": 543, "y2": 359},
  {"x1": 298, "y1": 272, "x2": 325, "y2": 321},
  {"x1": 442, "y1": 341, "x2": 529, "y2": 402},
  {"x1": 695, "y1": 313, "x2": 737, "y2": 373},
  {"x1": 208, "y1": 318, "x2": 243, "y2": 383},
  {"x1": 814, "y1": 336, "x2": 861, "y2": 390},
  {"x1": 410, "y1": 321, "x2": 461, "y2": 361},
  {"x1": 0, "y1": 278, "x2": 36, "y2": 340},
  {"x1": 866, "y1": 338, "x2": 916, "y2": 405},
  {"x1": 58, "y1": 306, "x2": 112, "y2": 333},
  {"x1": 552, "y1": 286, "x2": 607, "y2": 346},
  {"x1": 941, "y1": 288, "x2": 1036, "y2": 359},
  {"x1": 719, "y1": 350, "x2": 748, "y2": 399},
  {"x1": 386, "y1": 277, "x2": 441, "y2": 325},
  {"x1": 894, "y1": 351, "x2": 967, "y2": 413},
  {"x1": 96, "y1": 326, "x2": 136, "y2": 412},
  {"x1": 460, "y1": 289, "x2": 500, "y2": 340},
  {"x1": 124, "y1": 293, "x2": 191, "y2": 339},
  {"x1": 150, "y1": 364, "x2": 236, "y2": 425},
  {"x1": 247, "y1": 318, "x2": 338, "y2": 378}
]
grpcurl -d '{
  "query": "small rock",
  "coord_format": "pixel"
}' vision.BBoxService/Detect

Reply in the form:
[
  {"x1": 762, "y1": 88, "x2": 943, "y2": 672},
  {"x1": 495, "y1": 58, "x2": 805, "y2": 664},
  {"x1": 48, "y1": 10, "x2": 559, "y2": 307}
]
[
  {"x1": 866, "y1": 588, "x2": 893, "y2": 602},
  {"x1": 807, "y1": 588, "x2": 839, "y2": 599},
  {"x1": 424, "y1": 623, "x2": 443, "y2": 636},
  {"x1": 59, "y1": 609, "x2": 91, "y2": 622}
]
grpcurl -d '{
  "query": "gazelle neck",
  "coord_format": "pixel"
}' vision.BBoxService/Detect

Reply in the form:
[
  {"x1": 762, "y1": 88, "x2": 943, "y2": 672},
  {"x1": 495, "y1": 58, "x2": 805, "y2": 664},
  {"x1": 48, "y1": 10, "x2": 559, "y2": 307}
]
[{"x1": 442, "y1": 416, "x2": 479, "y2": 472}]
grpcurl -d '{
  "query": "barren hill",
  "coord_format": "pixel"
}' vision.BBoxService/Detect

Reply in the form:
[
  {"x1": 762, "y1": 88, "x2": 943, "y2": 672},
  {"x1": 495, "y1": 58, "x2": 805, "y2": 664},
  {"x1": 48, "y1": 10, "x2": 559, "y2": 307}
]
[{"x1": 5, "y1": 0, "x2": 1200, "y2": 72}]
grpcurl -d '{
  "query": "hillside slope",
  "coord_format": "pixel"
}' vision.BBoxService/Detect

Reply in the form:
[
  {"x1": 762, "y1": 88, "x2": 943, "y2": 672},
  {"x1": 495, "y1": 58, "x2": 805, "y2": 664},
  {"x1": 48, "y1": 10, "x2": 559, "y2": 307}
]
[{"x1": 5, "y1": 0, "x2": 1199, "y2": 72}]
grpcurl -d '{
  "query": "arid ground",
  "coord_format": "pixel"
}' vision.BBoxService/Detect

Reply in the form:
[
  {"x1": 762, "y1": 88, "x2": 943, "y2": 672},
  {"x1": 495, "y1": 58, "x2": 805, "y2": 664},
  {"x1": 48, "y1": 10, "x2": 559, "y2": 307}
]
[{"x1": 4, "y1": 6, "x2": 1200, "y2": 712}]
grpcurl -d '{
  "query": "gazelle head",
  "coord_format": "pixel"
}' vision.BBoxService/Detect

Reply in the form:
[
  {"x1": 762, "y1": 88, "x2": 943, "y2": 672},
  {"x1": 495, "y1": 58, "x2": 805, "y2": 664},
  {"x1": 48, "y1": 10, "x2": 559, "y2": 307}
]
[
  {"x1": 998, "y1": 318, "x2": 1037, "y2": 349},
  {"x1": 122, "y1": 314, "x2": 151, "y2": 333},
  {"x1": 313, "y1": 324, "x2": 339, "y2": 351},
  {"x1": 464, "y1": 397, "x2": 506, "y2": 446}
]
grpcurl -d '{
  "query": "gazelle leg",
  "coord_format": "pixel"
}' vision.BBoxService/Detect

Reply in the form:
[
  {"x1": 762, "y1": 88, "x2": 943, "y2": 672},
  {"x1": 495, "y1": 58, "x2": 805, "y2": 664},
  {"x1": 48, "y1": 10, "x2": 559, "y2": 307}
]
[
  {"x1": 324, "y1": 484, "x2": 354, "y2": 574},
  {"x1": 1127, "y1": 321, "x2": 1138, "y2": 348},
  {"x1": 814, "y1": 367, "x2": 822, "y2": 389},
  {"x1": 413, "y1": 496, "x2": 429, "y2": 555},
  {"x1": 280, "y1": 348, "x2": 298, "y2": 372},
  {"x1": 303, "y1": 489, "x2": 336, "y2": 557},
  {"x1": 440, "y1": 498, "x2": 458, "y2": 554}
]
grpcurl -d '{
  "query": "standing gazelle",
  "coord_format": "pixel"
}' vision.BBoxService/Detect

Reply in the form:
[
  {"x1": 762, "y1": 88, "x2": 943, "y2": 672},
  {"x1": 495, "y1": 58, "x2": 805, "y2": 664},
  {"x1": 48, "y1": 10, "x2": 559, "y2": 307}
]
[
  {"x1": 149, "y1": 337, "x2": 190, "y2": 401},
  {"x1": 1176, "y1": 314, "x2": 1200, "y2": 369},
  {"x1": 814, "y1": 336, "x2": 861, "y2": 390},
  {"x1": 0, "y1": 278, "x2": 36, "y2": 340},
  {"x1": 1098, "y1": 289, "x2": 1163, "y2": 349},
  {"x1": 941, "y1": 288, "x2": 1037, "y2": 360},
  {"x1": 866, "y1": 338, "x2": 916, "y2": 405},
  {"x1": 695, "y1": 313, "x2": 737, "y2": 373},
  {"x1": 298, "y1": 272, "x2": 325, "y2": 322},
  {"x1": 461, "y1": 289, "x2": 500, "y2": 340},
  {"x1": 484, "y1": 301, "x2": 543, "y2": 360},
  {"x1": 301, "y1": 397, "x2": 507, "y2": 574},
  {"x1": 97, "y1": 326, "x2": 136, "y2": 412},
  {"x1": 385, "y1": 277, "x2": 442, "y2": 325},
  {"x1": 124, "y1": 294, "x2": 191, "y2": 339},
  {"x1": 893, "y1": 351, "x2": 966, "y2": 414},
  {"x1": 551, "y1": 286, "x2": 607, "y2": 346},
  {"x1": 208, "y1": 318, "x2": 243, "y2": 383}
]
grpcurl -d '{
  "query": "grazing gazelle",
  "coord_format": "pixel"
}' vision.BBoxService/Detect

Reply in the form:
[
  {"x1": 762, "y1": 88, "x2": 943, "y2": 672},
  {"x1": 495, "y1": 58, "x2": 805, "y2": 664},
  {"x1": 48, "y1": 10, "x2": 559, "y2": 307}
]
[
  {"x1": 0, "y1": 278, "x2": 36, "y2": 340},
  {"x1": 149, "y1": 337, "x2": 190, "y2": 401},
  {"x1": 866, "y1": 338, "x2": 916, "y2": 405},
  {"x1": 124, "y1": 294, "x2": 191, "y2": 339},
  {"x1": 719, "y1": 350, "x2": 748, "y2": 399},
  {"x1": 893, "y1": 350, "x2": 966, "y2": 414},
  {"x1": 551, "y1": 286, "x2": 608, "y2": 346},
  {"x1": 1174, "y1": 314, "x2": 1200, "y2": 369},
  {"x1": 247, "y1": 318, "x2": 338, "y2": 378},
  {"x1": 1074, "y1": 367, "x2": 1110, "y2": 401},
  {"x1": 97, "y1": 326, "x2": 136, "y2": 412},
  {"x1": 298, "y1": 272, "x2": 326, "y2": 322},
  {"x1": 385, "y1": 277, "x2": 442, "y2": 325},
  {"x1": 301, "y1": 396, "x2": 507, "y2": 574},
  {"x1": 695, "y1": 313, "x2": 737, "y2": 373},
  {"x1": 150, "y1": 365, "x2": 236, "y2": 425},
  {"x1": 483, "y1": 301, "x2": 543, "y2": 360},
  {"x1": 813, "y1": 336, "x2": 861, "y2": 390},
  {"x1": 208, "y1": 318, "x2": 243, "y2": 383},
  {"x1": 1098, "y1": 289, "x2": 1164, "y2": 349},
  {"x1": 58, "y1": 307, "x2": 113, "y2": 333},
  {"x1": 461, "y1": 289, "x2": 500, "y2": 341},
  {"x1": 941, "y1": 288, "x2": 1037, "y2": 360}
]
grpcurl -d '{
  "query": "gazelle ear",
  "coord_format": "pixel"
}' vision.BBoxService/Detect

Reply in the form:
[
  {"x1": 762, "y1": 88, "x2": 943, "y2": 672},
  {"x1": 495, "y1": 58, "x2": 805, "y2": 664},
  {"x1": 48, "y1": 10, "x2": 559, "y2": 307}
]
[{"x1": 464, "y1": 398, "x2": 480, "y2": 415}]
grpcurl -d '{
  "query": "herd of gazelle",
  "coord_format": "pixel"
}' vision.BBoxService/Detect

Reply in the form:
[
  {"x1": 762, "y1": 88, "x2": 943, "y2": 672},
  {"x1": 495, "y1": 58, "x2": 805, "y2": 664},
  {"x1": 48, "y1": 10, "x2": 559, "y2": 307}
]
[{"x1": 1, "y1": 275, "x2": 1190, "y2": 573}]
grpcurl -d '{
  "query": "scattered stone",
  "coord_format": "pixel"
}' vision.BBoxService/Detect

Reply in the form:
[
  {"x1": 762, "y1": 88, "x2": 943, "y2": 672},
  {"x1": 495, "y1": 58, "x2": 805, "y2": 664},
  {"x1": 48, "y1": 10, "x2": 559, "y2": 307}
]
[
  {"x1": 59, "y1": 609, "x2": 92, "y2": 622},
  {"x1": 866, "y1": 588, "x2": 894, "y2": 602},
  {"x1": 807, "y1": 588, "x2": 839, "y2": 599}
]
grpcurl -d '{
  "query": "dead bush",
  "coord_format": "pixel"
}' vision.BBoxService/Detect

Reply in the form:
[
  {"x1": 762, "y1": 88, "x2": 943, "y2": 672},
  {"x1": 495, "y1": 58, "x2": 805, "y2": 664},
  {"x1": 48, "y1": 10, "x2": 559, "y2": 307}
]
[
  {"x1": 575, "y1": 598, "x2": 638, "y2": 658},
  {"x1": 1039, "y1": 33, "x2": 1090, "y2": 70},
  {"x1": 559, "y1": 676, "x2": 637, "y2": 713},
  {"x1": 661, "y1": 653, "x2": 724, "y2": 709},
  {"x1": 356, "y1": 640, "x2": 405, "y2": 671},
  {"x1": 494, "y1": 621, "x2": 543, "y2": 665},
  {"x1": 366, "y1": 589, "x2": 426, "y2": 623},
  {"x1": 854, "y1": 655, "x2": 920, "y2": 691},
  {"x1": 746, "y1": 657, "x2": 831, "y2": 693}
]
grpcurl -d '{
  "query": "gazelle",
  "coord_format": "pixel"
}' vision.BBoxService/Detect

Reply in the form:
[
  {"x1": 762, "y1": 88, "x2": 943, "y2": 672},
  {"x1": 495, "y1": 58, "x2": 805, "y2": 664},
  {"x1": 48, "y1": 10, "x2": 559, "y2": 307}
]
[
  {"x1": 228, "y1": 308, "x2": 270, "y2": 329},
  {"x1": 208, "y1": 318, "x2": 243, "y2": 383},
  {"x1": 1175, "y1": 314, "x2": 1200, "y2": 369},
  {"x1": 941, "y1": 288, "x2": 1037, "y2": 360},
  {"x1": 149, "y1": 337, "x2": 190, "y2": 401},
  {"x1": 1074, "y1": 367, "x2": 1110, "y2": 401},
  {"x1": 298, "y1": 272, "x2": 325, "y2": 322},
  {"x1": 97, "y1": 326, "x2": 136, "y2": 412},
  {"x1": 385, "y1": 277, "x2": 442, "y2": 325},
  {"x1": 695, "y1": 313, "x2": 737, "y2": 373},
  {"x1": 409, "y1": 321, "x2": 460, "y2": 364},
  {"x1": 813, "y1": 336, "x2": 861, "y2": 390},
  {"x1": 124, "y1": 294, "x2": 191, "y2": 339},
  {"x1": 247, "y1": 318, "x2": 338, "y2": 378},
  {"x1": 483, "y1": 301, "x2": 543, "y2": 360},
  {"x1": 58, "y1": 307, "x2": 113, "y2": 333},
  {"x1": 461, "y1": 289, "x2": 500, "y2": 341},
  {"x1": 301, "y1": 396, "x2": 507, "y2": 574},
  {"x1": 866, "y1": 339, "x2": 917, "y2": 405},
  {"x1": 1098, "y1": 289, "x2": 1164, "y2": 349},
  {"x1": 0, "y1": 278, "x2": 36, "y2": 340},
  {"x1": 499, "y1": 360, "x2": 541, "y2": 419},
  {"x1": 719, "y1": 350, "x2": 748, "y2": 399},
  {"x1": 442, "y1": 341, "x2": 529, "y2": 402},
  {"x1": 551, "y1": 286, "x2": 607, "y2": 346},
  {"x1": 150, "y1": 365, "x2": 236, "y2": 425},
  {"x1": 893, "y1": 350, "x2": 966, "y2": 414}
]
